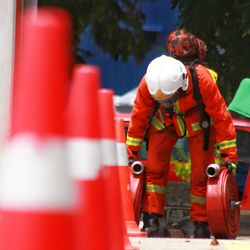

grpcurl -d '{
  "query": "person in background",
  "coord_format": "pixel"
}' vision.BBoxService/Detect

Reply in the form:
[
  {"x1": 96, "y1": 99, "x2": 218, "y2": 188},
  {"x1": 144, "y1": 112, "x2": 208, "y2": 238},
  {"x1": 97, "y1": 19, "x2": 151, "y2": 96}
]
[
  {"x1": 126, "y1": 49, "x2": 237, "y2": 237},
  {"x1": 167, "y1": 29, "x2": 208, "y2": 64}
]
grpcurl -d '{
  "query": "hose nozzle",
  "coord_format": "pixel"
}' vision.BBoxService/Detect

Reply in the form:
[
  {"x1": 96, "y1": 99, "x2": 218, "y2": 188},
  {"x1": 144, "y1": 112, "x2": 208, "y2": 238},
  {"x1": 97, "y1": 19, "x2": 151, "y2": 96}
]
[
  {"x1": 131, "y1": 161, "x2": 144, "y2": 175},
  {"x1": 206, "y1": 163, "x2": 221, "y2": 177}
]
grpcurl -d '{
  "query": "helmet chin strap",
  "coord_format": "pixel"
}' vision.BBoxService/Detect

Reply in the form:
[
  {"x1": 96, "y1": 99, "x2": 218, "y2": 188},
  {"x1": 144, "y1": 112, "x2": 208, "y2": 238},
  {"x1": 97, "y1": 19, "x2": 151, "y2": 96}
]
[{"x1": 158, "y1": 88, "x2": 181, "y2": 107}]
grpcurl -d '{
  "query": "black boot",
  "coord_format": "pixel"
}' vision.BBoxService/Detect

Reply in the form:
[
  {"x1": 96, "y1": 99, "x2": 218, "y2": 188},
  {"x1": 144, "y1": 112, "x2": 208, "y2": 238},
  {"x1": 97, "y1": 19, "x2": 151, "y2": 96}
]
[
  {"x1": 141, "y1": 213, "x2": 159, "y2": 237},
  {"x1": 193, "y1": 221, "x2": 211, "y2": 238},
  {"x1": 142, "y1": 213, "x2": 170, "y2": 237}
]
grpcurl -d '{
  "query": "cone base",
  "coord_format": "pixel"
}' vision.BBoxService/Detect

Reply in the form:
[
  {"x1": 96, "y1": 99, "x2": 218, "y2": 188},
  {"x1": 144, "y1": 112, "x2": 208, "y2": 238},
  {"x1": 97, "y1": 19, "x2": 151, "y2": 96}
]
[
  {"x1": 74, "y1": 179, "x2": 109, "y2": 250},
  {"x1": 0, "y1": 210, "x2": 73, "y2": 250},
  {"x1": 101, "y1": 166, "x2": 125, "y2": 249}
]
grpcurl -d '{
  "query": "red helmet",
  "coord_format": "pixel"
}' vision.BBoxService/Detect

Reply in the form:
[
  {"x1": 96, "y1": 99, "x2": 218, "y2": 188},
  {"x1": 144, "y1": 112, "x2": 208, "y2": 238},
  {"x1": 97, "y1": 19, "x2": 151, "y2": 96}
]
[
  {"x1": 167, "y1": 29, "x2": 207, "y2": 62},
  {"x1": 196, "y1": 38, "x2": 207, "y2": 62}
]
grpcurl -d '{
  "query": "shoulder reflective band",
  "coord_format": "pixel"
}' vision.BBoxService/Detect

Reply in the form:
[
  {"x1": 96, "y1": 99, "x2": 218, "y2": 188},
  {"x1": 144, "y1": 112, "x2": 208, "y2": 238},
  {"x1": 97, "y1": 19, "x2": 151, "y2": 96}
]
[{"x1": 207, "y1": 68, "x2": 218, "y2": 83}]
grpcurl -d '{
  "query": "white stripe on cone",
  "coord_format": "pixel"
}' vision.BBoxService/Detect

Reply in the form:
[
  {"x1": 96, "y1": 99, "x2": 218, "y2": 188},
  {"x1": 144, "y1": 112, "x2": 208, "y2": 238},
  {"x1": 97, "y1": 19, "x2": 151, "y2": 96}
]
[
  {"x1": 0, "y1": 134, "x2": 74, "y2": 250},
  {"x1": 66, "y1": 138, "x2": 102, "y2": 180},
  {"x1": 101, "y1": 139, "x2": 117, "y2": 166},
  {"x1": 116, "y1": 141, "x2": 130, "y2": 167},
  {"x1": 0, "y1": 134, "x2": 73, "y2": 210}
]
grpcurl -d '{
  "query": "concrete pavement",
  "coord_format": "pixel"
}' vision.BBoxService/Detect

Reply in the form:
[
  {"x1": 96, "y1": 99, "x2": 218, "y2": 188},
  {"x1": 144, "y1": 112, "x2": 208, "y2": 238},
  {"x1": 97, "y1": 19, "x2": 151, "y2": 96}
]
[{"x1": 129, "y1": 237, "x2": 250, "y2": 250}]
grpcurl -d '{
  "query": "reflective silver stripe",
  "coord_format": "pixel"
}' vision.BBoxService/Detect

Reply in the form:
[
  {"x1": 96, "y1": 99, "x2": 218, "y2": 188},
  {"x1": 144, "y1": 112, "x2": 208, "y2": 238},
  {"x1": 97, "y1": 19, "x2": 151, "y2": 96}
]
[
  {"x1": 145, "y1": 184, "x2": 166, "y2": 194},
  {"x1": 151, "y1": 117, "x2": 165, "y2": 131},
  {"x1": 218, "y1": 139, "x2": 236, "y2": 150},
  {"x1": 126, "y1": 136, "x2": 143, "y2": 147},
  {"x1": 190, "y1": 194, "x2": 206, "y2": 205}
]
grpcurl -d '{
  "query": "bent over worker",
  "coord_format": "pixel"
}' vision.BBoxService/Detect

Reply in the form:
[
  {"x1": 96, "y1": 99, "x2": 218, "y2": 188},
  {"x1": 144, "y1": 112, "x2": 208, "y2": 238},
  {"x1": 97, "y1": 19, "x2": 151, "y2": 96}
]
[{"x1": 126, "y1": 55, "x2": 237, "y2": 238}]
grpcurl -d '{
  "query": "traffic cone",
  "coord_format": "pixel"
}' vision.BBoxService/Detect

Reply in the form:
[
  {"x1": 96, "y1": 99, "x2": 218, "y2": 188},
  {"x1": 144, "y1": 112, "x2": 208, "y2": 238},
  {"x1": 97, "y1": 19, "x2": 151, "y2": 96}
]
[
  {"x1": 98, "y1": 90, "x2": 139, "y2": 250},
  {"x1": 115, "y1": 118, "x2": 147, "y2": 237},
  {"x1": 0, "y1": 8, "x2": 74, "y2": 250},
  {"x1": 241, "y1": 168, "x2": 250, "y2": 209},
  {"x1": 98, "y1": 89, "x2": 125, "y2": 250},
  {"x1": 66, "y1": 65, "x2": 109, "y2": 250}
]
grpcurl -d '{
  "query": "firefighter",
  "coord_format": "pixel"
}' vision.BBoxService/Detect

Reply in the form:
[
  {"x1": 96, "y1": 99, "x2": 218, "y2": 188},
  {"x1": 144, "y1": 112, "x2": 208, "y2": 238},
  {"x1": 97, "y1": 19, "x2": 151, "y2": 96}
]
[{"x1": 126, "y1": 54, "x2": 237, "y2": 238}]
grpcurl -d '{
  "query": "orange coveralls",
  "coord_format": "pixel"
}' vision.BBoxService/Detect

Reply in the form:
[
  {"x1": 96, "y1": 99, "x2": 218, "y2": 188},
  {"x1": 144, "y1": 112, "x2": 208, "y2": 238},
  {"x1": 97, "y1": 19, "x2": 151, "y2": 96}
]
[{"x1": 127, "y1": 64, "x2": 237, "y2": 222}]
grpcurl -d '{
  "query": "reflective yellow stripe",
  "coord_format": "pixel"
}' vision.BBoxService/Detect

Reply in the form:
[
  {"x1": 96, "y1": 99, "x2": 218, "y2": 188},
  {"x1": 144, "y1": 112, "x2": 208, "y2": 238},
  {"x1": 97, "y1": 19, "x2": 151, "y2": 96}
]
[
  {"x1": 207, "y1": 69, "x2": 218, "y2": 83},
  {"x1": 190, "y1": 194, "x2": 206, "y2": 205},
  {"x1": 151, "y1": 116, "x2": 165, "y2": 131},
  {"x1": 176, "y1": 114, "x2": 185, "y2": 136},
  {"x1": 192, "y1": 122, "x2": 201, "y2": 132},
  {"x1": 231, "y1": 163, "x2": 237, "y2": 175},
  {"x1": 174, "y1": 101, "x2": 180, "y2": 112},
  {"x1": 218, "y1": 139, "x2": 236, "y2": 150},
  {"x1": 126, "y1": 136, "x2": 143, "y2": 147},
  {"x1": 145, "y1": 184, "x2": 166, "y2": 194},
  {"x1": 173, "y1": 103, "x2": 186, "y2": 137},
  {"x1": 191, "y1": 119, "x2": 214, "y2": 132}
]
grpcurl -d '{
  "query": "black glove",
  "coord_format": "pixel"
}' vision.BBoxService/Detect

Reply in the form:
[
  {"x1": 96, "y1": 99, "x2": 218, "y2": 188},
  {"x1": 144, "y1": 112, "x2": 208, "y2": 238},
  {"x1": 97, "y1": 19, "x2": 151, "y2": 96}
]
[
  {"x1": 221, "y1": 161, "x2": 237, "y2": 175},
  {"x1": 127, "y1": 150, "x2": 139, "y2": 166},
  {"x1": 128, "y1": 158, "x2": 135, "y2": 166}
]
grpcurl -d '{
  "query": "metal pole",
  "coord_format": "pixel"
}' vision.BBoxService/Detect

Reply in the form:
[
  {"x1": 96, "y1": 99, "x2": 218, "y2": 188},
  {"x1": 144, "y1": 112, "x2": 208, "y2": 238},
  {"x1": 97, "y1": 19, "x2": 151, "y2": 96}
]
[
  {"x1": 0, "y1": 0, "x2": 38, "y2": 155},
  {"x1": 0, "y1": 0, "x2": 16, "y2": 152}
]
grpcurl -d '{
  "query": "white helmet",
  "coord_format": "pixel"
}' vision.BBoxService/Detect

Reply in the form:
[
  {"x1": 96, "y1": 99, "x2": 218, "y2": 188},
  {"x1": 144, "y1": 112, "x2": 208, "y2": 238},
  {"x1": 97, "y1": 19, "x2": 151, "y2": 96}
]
[{"x1": 145, "y1": 55, "x2": 188, "y2": 101}]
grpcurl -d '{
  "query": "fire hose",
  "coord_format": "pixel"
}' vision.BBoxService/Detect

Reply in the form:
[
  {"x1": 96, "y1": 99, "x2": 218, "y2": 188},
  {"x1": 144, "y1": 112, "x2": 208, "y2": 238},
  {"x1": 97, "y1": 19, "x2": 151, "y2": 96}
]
[
  {"x1": 130, "y1": 161, "x2": 145, "y2": 224},
  {"x1": 206, "y1": 163, "x2": 240, "y2": 239}
]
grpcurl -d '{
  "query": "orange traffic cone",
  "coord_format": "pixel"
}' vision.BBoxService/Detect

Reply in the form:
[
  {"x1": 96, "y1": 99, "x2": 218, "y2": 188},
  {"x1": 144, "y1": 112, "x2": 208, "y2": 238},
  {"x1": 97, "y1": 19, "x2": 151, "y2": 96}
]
[
  {"x1": 241, "y1": 168, "x2": 250, "y2": 209},
  {"x1": 0, "y1": 8, "x2": 74, "y2": 250},
  {"x1": 115, "y1": 118, "x2": 147, "y2": 237},
  {"x1": 66, "y1": 65, "x2": 109, "y2": 250},
  {"x1": 99, "y1": 90, "x2": 139, "y2": 250},
  {"x1": 98, "y1": 89, "x2": 125, "y2": 250}
]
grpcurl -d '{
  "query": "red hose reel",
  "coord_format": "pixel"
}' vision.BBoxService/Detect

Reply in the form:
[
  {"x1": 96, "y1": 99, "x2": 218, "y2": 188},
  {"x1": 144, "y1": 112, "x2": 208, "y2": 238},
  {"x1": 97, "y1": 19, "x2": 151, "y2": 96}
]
[{"x1": 206, "y1": 164, "x2": 240, "y2": 239}]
